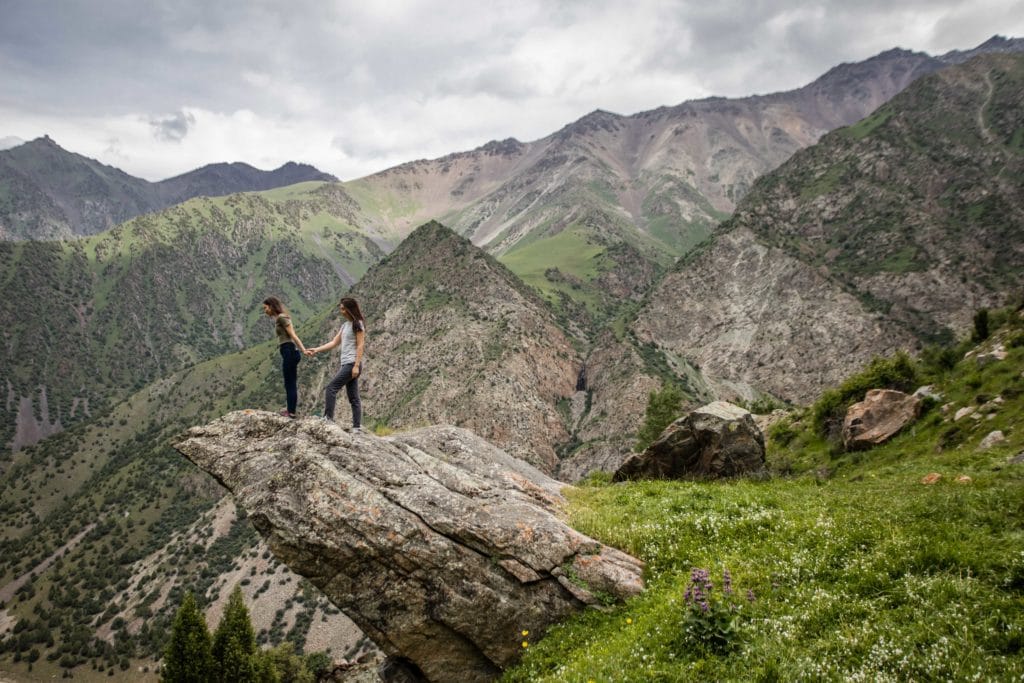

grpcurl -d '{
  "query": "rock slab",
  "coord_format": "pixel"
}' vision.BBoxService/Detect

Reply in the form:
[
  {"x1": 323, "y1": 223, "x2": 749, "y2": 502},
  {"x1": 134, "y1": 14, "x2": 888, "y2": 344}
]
[
  {"x1": 614, "y1": 401, "x2": 766, "y2": 481},
  {"x1": 842, "y1": 389, "x2": 922, "y2": 451},
  {"x1": 175, "y1": 411, "x2": 644, "y2": 683}
]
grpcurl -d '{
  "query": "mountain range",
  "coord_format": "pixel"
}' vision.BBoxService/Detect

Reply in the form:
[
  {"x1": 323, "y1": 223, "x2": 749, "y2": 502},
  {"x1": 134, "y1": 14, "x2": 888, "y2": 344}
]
[
  {"x1": 0, "y1": 136, "x2": 337, "y2": 240},
  {"x1": 0, "y1": 38, "x2": 1022, "y2": 680}
]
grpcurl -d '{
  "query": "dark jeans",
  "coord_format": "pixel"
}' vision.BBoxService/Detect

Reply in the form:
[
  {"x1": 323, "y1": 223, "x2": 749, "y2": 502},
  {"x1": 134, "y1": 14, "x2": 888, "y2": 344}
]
[
  {"x1": 280, "y1": 342, "x2": 301, "y2": 414},
  {"x1": 325, "y1": 363, "x2": 361, "y2": 427}
]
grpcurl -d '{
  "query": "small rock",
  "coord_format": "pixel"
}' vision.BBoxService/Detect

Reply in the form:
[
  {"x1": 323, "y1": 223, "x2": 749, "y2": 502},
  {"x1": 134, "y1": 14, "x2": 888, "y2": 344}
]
[
  {"x1": 941, "y1": 403, "x2": 954, "y2": 414},
  {"x1": 976, "y1": 345, "x2": 1008, "y2": 366},
  {"x1": 954, "y1": 406, "x2": 975, "y2": 421},
  {"x1": 978, "y1": 431, "x2": 1007, "y2": 450},
  {"x1": 913, "y1": 385, "x2": 943, "y2": 402},
  {"x1": 921, "y1": 472, "x2": 942, "y2": 485},
  {"x1": 1009, "y1": 452, "x2": 1024, "y2": 465},
  {"x1": 955, "y1": 475, "x2": 972, "y2": 484}
]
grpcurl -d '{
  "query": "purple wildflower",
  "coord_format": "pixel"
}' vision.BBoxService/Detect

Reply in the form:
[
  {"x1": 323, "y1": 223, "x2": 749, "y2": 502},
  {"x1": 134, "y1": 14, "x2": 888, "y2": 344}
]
[
  {"x1": 746, "y1": 589, "x2": 756, "y2": 603},
  {"x1": 723, "y1": 568, "x2": 733, "y2": 596},
  {"x1": 700, "y1": 601, "x2": 709, "y2": 613}
]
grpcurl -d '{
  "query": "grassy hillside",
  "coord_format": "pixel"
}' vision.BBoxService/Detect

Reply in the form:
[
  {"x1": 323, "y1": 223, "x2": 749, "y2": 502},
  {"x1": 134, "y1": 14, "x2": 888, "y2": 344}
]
[
  {"x1": 0, "y1": 311, "x2": 363, "y2": 679},
  {"x1": 504, "y1": 312, "x2": 1024, "y2": 681},
  {"x1": 0, "y1": 182, "x2": 385, "y2": 453}
]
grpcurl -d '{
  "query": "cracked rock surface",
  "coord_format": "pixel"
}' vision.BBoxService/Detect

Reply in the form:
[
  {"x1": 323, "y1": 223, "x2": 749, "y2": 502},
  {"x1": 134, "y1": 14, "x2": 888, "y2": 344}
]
[{"x1": 175, "y1": 410, "x2": 644, "y2": 683}]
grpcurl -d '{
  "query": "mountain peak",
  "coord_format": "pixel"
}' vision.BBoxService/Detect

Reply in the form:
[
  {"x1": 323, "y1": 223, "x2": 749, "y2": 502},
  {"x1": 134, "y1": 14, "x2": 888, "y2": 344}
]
[{"x1": 556, "y1": 109, "x2": 624, "y2": 140}]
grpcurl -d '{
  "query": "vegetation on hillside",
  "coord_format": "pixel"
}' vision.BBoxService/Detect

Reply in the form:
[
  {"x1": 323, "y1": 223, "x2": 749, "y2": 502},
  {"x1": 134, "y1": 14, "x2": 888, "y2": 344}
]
[
  {"x1": 504, "y1": 312, "x2": 1024, "y2": 681},
  {"x1": 0, "y1": 183, "x2": 385, "y2": 452}
]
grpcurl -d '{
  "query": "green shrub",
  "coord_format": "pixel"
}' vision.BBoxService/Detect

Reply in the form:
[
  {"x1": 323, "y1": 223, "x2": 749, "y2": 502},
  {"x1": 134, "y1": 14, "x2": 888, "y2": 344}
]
[{"x1": 635, "y1": 385, "x2": 684, "y2": 451}]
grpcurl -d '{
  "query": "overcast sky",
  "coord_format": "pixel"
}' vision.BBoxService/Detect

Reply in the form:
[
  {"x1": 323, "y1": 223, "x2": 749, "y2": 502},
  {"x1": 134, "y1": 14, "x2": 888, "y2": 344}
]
[{"x1": 1, "y1": 0, "x2": 1021, "y2": 181}]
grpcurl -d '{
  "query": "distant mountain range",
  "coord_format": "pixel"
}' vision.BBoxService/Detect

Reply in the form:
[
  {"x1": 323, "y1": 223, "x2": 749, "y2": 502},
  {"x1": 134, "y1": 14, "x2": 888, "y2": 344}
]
[
  {"x1": 0, "y1": 136, "x2": 337, "y2": 239},
  {"x1": 340, "y1": 36, "x2": 1024, "y2": 329}
]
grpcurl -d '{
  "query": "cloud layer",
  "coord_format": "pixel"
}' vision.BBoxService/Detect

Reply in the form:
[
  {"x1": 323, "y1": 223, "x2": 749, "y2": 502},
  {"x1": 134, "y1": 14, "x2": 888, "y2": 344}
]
[{"x1": 1, "y1": 0, "x2": 1021, "y2": 180}]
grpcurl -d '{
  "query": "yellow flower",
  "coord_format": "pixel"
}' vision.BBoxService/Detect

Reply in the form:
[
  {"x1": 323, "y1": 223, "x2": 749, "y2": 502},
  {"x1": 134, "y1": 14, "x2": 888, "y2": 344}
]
[
  {"x1": 521, "y1": 630, "x2": 529, "y2": 636},
  {"x1": 522, "y1": 641, "x2": 529, "y2": 648},
  {"x1": 625, "y1": 617, "x2": 633, "y2": 624}
]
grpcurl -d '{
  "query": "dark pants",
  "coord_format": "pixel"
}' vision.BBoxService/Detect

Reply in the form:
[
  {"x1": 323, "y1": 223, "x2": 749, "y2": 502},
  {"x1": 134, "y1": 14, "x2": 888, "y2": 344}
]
[
  {"x1": 280, "y1": 342, "x2": 301, "y2": 414},
  {"x1": 325, "y1": 363, "x2": 361, "y2": 427}
]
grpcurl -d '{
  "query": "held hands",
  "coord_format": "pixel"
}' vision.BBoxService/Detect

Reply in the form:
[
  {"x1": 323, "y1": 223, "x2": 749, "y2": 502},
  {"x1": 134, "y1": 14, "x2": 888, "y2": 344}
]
[{"x1": 304, "y1": 348, "x2": 318, "y2": 357}]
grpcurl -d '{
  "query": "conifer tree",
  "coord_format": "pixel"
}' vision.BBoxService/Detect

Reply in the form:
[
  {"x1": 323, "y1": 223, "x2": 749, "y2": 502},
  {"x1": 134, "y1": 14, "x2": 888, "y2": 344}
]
[
  {"x1": 162, "y1": 591, "x2": 213, "y2": 683},
  {"x1": 635, "y1": 384, "x2": 684, "y2": 451},
  {"x1": 211, "y1": 586, "x2": 258, "y2": 683}
]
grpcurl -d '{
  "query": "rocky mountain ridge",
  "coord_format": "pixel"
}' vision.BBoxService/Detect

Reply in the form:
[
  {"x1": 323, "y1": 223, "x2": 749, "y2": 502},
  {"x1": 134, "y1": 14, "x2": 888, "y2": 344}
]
[
  {"x1": 0, "y1": 136, "x2": 336, "y2": 240},
  {"x1": 633, "y1": 52, "x2": 1024, "y2": 405}
]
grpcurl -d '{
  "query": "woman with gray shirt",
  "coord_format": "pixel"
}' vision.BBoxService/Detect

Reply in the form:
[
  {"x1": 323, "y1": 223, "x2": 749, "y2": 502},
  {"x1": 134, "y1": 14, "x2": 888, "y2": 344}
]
[{"x1": 307, "y1": 297, "x2": 366, "y2": 430}]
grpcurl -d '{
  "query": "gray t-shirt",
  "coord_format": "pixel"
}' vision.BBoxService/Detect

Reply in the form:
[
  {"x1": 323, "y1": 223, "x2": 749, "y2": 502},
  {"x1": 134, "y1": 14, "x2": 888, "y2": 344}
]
[{"x1": 339, "y1": 319, "x2": 364, "y2": 365}]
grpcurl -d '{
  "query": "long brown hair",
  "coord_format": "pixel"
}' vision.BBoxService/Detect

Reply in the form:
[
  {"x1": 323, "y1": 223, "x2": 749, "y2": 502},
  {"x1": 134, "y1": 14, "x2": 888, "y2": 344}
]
[
  {"x1": 340, "y1": 297, "x2": 365, "y2": 323},
  {"x1": 263, "y1": 296, "x2": 287, "y2": 316}
]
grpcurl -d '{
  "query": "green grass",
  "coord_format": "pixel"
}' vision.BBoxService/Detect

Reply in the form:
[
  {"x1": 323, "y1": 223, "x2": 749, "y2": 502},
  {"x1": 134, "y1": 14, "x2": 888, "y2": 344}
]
[
  {"x1": 841, "y1": 108, "x2": 894, "y2": 141},
  {"x1": 504, "y1": 319, "x2": 1024, "y2": 682},
  {"x1": 499, "y1": 225, "x2": 605, "y2": 311}
]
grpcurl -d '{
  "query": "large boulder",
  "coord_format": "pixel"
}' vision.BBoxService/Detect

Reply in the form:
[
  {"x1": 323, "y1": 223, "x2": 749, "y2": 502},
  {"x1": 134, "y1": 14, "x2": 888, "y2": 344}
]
[
  {"x1": 842, "y1": 389, "x2": 922, "y2": 450},
  {"x1": 175, "y1": 411, "x2": 644, "y2": 683},
  {"x1": 613, "y1": 401, "x2": 766, "y2": 481}
]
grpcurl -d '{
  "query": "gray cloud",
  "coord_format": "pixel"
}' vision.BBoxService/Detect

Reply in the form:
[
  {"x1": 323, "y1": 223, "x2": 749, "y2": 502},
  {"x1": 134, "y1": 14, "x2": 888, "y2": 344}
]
[
  {"x1": 1, "y1": 0, "x2": 1021, "y2": 180},
  {"x1": 149, "y1": 110, "x2": 196, "y2": 142}
]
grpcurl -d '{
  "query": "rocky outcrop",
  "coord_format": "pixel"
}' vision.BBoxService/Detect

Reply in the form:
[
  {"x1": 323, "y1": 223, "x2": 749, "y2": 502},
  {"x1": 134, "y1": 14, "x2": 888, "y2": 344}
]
[
  {"x1": 842, "y1": 389, "x2": 922, "y2": 450},
  {"x1": 613, "y1": 401, "x2": 765, "y2": 481},
  {"x1": 175, "y1": 411, "x2": 644, "y2": 683},
  {"x1": 304, "y1": 222, "x2": 581, "y2": 474}
]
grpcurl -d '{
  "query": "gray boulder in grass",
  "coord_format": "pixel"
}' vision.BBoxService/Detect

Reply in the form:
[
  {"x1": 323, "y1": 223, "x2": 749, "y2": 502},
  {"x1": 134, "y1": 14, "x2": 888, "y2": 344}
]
[
  {"x1": 175, "y1": 410, "x2": 644, "y2": 683},
  {"x1": 614, "y1": 401, "x2": 766, "y2": 481}
]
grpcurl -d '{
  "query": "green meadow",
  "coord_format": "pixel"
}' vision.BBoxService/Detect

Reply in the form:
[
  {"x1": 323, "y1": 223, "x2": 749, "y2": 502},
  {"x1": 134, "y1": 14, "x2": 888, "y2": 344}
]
[{"x1": 505, "y1": 316, "x2": 1024, "y2": 682}]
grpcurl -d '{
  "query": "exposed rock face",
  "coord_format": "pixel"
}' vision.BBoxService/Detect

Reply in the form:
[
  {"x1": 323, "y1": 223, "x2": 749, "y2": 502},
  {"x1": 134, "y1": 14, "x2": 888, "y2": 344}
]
[
  {"x1": 175, "y1": 411, "x2": 644, "y2": 683},
  {"x1": 556, "y1": 334, "x2": 666, "y2": 482},
  {"x1": 635, "y1": 228, "x2": 915, "y2": 404},
  {"x1": 842, "y1": 389, "x2": 922, "y2": 450},
  {"x1": 613, "y1": 401, "x2": 765, "y2": 481}
]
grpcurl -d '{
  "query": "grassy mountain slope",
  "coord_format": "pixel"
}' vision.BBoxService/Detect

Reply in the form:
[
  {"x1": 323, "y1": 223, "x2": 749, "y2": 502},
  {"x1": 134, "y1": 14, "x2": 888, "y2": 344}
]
[
  {"x1": 0, "y1": 323, "x2": 367, "y2": 680},
  {"x1": 504, "y1": 314, "x2": 1024, "y2": 682},
  {"x1": 0, "y1": 182, "x2": 385, "y2": 454}
]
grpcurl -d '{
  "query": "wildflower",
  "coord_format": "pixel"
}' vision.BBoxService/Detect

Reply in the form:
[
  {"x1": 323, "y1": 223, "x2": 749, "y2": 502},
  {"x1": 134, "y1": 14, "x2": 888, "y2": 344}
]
[
  {"x1": 522, "y1": 641, "x2": 529, "y2": 648},
  {"x1": 521, "y1": 630, "x2": 529, "y2": 636},
  {"x1": 723, "y1": 568, "x2": 733, "y2": 596},
  {"x1": 746, "y1": 589, "x2": 756, "y2": 602},
  {"x1": 625, "y1": 617, "x2": 633, "y2": 625}
]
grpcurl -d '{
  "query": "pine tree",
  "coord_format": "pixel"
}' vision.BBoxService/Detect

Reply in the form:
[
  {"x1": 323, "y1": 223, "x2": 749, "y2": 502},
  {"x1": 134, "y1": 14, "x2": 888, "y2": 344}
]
[
  {"x1": 162, "y1": 592, "x2": 213, "y2": 683},
  {"x1": 212, "y1": 586, "x2": 258, "y2": 683},
  {"x1": 635, "y1": 384, "x2": 684, "y2": 451}
]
